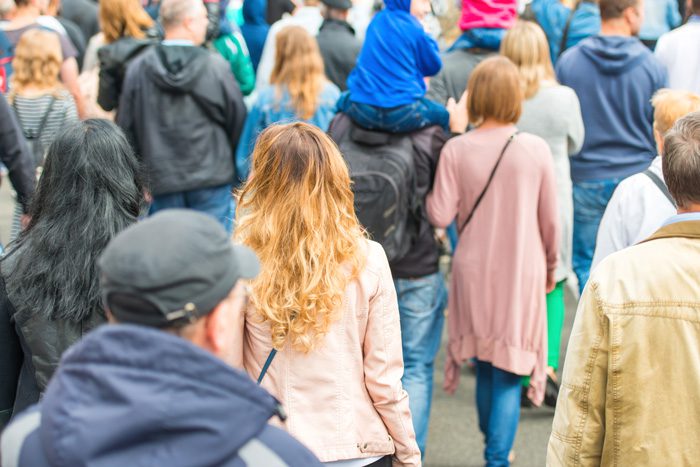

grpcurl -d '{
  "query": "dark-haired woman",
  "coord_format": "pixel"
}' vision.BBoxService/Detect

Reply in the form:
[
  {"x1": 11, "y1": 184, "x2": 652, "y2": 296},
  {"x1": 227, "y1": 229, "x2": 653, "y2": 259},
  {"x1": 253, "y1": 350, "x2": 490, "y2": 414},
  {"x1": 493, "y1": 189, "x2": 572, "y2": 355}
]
[{"x1": 0, "y1": 119, "x2": 145, "y2": 428}]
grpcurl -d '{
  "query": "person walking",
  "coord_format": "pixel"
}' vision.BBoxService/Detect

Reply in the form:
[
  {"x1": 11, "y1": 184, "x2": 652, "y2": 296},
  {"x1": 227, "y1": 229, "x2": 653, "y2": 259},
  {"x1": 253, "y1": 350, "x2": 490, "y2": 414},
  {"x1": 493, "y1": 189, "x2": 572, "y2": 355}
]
[
  {"x1": 234, "y1": 122, "x2": 421, "y2": 466},
  {"x1": 240, "y1": 0, "x2": 269, "y2": 71},
  {"x1": 426, "y1": 56, "x2": 559, "y2": 467},
  {"x1": 500, "y1": 20, "x2": 584, "y2": 407},
  {"x1": 235, "y1": 26, "x2": 339, "y2": 184},
  {"x1": 316, "y1": 0, "x2": 361, "y2": 91},
  {"x1": 0, "y1": 120, "x2": 144, "y2": 428},
  {"x1": 654, "y1": 0, "x2": 700, "y2": 93}
]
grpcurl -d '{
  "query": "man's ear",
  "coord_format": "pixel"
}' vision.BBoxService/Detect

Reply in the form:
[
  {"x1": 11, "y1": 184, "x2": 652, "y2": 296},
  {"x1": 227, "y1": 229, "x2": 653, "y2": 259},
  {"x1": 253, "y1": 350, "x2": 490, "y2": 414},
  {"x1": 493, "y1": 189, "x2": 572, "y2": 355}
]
[{"x1": 204, "y1": 300, "x2": 230, "y2": 354}]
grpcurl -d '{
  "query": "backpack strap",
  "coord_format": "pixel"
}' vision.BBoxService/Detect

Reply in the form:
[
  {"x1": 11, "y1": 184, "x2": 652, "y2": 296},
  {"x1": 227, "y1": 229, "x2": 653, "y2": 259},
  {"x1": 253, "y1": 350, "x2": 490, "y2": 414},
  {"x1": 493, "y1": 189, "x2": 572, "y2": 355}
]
[
  {"x1": 458, "y1": 132, "x2": 518, "y2": 234},
  {"x1": 11, "y1": 96, "x2": 56, "y2": 141},
  {"x1": 257, "y1": 349, "x2": 277, "y2": 385},
  {"x1": 558, "y1": 1, "x2": 582, "y2": 58},
  {"x1": 643, "y1": 169, "x2": 676, "y2": 208}
]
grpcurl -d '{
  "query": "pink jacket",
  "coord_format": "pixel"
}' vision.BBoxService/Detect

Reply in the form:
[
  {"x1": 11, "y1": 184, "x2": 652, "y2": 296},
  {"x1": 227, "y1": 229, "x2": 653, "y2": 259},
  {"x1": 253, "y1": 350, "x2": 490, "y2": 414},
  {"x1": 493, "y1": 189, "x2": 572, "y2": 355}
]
[
  {"x1": 459, "y1": 0, "x2": 517, "y2": 31},
  {"x1": 233, "y1": 240, "x2": 421, "y2": 466}
]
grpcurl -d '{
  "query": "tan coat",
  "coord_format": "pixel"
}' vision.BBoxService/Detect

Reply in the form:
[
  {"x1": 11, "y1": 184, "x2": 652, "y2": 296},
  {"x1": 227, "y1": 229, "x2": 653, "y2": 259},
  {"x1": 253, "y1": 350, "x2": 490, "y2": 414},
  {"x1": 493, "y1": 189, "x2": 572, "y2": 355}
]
[{"x1": 548, "y1": 220, "x2": 700, "y2": 466}]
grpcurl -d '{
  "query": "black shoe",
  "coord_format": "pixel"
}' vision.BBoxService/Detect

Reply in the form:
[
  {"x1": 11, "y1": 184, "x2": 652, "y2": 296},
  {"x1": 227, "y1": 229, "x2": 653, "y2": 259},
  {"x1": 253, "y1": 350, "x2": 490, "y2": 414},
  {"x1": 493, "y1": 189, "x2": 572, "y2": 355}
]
[
  {"x1": 544, "y1": 374, "x2": 559, "y2": 408},
  {"x1": 520, "y1": 386, "x2": 533, "y2": 408}
]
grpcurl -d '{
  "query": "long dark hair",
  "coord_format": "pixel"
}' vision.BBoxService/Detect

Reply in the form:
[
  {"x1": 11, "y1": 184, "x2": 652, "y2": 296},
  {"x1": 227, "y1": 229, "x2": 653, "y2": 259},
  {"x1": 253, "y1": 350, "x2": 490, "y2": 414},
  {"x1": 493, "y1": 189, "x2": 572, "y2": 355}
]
[{"x1": 5, "y1": 119, "x2": 145, "y2": 322}]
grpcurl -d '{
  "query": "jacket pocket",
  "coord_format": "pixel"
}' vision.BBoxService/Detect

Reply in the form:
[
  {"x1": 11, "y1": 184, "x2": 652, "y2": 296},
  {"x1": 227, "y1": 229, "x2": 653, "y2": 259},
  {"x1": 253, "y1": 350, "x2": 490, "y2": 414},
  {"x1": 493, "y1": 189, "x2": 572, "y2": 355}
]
[{"x1": 358, "y1": 436, "x2": 394, "y2": 454}]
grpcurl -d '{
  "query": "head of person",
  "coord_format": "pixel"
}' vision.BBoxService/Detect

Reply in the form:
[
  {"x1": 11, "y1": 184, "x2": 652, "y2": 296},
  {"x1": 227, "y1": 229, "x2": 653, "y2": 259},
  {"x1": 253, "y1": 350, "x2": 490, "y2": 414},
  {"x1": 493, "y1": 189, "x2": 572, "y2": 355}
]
[
  {"x1": 5, "y1": 119, "x2": 145, "y2": 323},
  {"x1": 320, "y1": 0, "x2": 351, "y2": 20},
  {"x1": 8, "y1": 29, "x2": 62, "y2": 98},
  {"x1": 691, "y1": 0, "x2": 700, "y2": 16},
  {"x1": 500, "y1": 20, "x2": 556, "y2": 100},
  {"x1": 11, "y1": 0, "x2": 49, "y2": 15},
  {"x1": 235, "y1": 122, "x2": 366, "y2": 353},
  {"x1": 651, "y1": 89, "x2": 700, "y2": 154},
  {"x1": 662, "y1": 111, "x2": 700, "y2": 212},
  {"x1": 383, "y1": 0, "x2": 429, "y2": 20},
  {"x1": 270, "y1": 26, "x2": 326, "y2": 120},
  {"x1": 599, "y1": 0, "x2": 644, "y2": 36},
  {"x1": 99, "y1": 210, "x2": 259, "y2": 365},
  {"x1": 100, "y1": 0, "x2": 155, "y2": 44},
  {"x1": 159, "y1": 0, "x2": 209, "y2": 46},
  {"x1": 466, "y1": 56, "x2": 523, "y2": 128}
]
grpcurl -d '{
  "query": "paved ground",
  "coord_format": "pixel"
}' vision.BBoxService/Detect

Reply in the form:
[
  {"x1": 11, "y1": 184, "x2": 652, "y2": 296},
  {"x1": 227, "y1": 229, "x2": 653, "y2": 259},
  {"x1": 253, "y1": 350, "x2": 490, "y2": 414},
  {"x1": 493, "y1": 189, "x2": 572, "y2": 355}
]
[{"x1": 0, "y1": 176, "x2": 576, "y2": 466}]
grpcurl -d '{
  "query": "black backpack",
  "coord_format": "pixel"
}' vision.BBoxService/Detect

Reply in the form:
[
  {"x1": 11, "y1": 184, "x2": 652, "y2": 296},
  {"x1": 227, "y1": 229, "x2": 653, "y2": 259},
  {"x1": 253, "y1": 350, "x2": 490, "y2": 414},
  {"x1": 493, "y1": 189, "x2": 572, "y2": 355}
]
[{"x1": 336, "y1": 124, "x2": 418, "y2": 263}]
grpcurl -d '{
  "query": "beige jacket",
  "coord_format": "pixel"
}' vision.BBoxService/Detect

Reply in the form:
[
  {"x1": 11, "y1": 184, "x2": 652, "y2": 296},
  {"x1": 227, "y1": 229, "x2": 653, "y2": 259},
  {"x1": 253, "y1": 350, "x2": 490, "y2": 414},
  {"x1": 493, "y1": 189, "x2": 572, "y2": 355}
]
[
  {"x1": 548, "y1": 220, "x2": 700, "y2": 466},
  {"x1": 234, "y1": 240, "x2": 421, "y2": 466}
]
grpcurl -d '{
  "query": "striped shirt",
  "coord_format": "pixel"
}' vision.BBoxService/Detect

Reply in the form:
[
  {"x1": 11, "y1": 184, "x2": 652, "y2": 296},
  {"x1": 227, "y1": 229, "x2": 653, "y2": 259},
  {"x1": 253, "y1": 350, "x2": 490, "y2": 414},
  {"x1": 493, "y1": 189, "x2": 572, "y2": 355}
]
[{"x1": 11, "y1": 91, "x2": 78, "y2": 151}]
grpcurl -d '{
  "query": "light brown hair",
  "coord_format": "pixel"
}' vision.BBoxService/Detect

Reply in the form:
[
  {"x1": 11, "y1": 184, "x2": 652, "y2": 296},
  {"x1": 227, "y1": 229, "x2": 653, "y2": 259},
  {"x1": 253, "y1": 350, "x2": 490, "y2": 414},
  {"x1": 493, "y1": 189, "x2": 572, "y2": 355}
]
[
  {"x1": 9, "y1": 29, "x2": 63, "y2": 97},
  {"x1": 235, "y1": 123, "x2": 366, "y2": 352},
  {"x1": 467, "y1": 56, "x2": 523, "y2": 127},
  {"x1": 652, "y1": 89, "x2": 700, "y2": 136},
  {"x1": 599, "y1": 0, "x2": 639, "y2": 20},
  {"x1": 662, "y1": 111, "x2": 700, "y2": 208},
  {"x1": 100, "y1": 0, "x2": 155, "y2": 44},
  {"x1": 270, "y1": 26, "x2": 326, "y2": 120},
  {"x1": 500, "y1": 20, "x2": 556, "y2": 99}
]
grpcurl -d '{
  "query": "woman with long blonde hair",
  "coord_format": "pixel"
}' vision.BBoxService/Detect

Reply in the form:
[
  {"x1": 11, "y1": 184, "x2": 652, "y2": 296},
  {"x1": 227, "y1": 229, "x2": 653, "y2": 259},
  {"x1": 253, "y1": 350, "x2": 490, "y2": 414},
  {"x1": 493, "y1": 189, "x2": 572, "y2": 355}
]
[
  {"x1": 234, "y1": 26, "x2": 340, "y2": 185},
  {"x1": 234, "y1": 122, "x2": 421, "y2": 467},
  {"x1": 500, "y1": 20, "x2": 584, "y2": 407}
]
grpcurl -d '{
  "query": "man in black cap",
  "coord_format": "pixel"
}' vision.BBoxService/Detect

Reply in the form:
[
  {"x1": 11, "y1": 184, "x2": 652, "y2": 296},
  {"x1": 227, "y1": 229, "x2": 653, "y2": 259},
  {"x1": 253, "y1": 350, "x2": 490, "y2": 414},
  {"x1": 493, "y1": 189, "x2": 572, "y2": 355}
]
[
  {"x1": 316, "y1": 0, "x2": 361, "y2": 91},
  {"x1": 1, "y1": 210, "x2": 322, "y2": 467}
]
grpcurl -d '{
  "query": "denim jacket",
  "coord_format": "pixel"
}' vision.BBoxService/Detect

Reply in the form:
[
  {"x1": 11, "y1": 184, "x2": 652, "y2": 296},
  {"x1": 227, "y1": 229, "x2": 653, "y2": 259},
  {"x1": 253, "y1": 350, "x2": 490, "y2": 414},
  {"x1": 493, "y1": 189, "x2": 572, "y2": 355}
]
[
  {"x1": 235, "y1": 82, "x2": 340, "y2": 185},
  {"x1": 548, "y1": 219, "x2": 700, "y2": 465}
]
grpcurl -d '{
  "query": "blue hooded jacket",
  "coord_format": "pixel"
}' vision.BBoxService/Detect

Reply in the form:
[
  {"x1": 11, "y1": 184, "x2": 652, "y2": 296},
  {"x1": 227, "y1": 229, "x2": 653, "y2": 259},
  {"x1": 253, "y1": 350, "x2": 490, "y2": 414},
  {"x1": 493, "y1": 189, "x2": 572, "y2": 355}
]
[
  {"x1": 531, "y1": 0, "x2": 600, "y2": 63},
  {"x1": 1, "y1": 325, "x2": 322, "y2": 467},
  {"x1": 347, "y1": 0, "x2": 442, "y2": 108},
  {"x1": 556, "y1": 36, "x2": 668, "y2": 182},
  {"x1": 241, "y1": 0, "x2": 269, "y2": 71}
]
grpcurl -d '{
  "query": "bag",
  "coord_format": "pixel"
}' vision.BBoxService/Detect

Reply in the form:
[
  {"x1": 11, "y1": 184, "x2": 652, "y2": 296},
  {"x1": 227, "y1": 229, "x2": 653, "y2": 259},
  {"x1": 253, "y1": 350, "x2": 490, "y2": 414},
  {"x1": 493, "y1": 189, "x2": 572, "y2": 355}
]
[
  {"x1": 336, "y1": 125, "x2": 418, "y2": 263},
  {"x1": 0, "y1": 30, "x2": 13, "y2": 94},
  {"x1": 459, "y1": 132, "x2": 518, "y2": 234},
  {"x1": 12, "y1": 97, "x2": 56, "y2": 168}
]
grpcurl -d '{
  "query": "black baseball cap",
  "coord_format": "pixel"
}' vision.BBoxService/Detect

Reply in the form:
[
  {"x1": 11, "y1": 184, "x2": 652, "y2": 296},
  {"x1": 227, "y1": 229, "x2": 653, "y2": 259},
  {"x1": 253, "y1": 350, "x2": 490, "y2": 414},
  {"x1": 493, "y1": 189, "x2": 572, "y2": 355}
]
[
  {"x1": 98, "y1": 209, "x2": 259, "y2": 328},
  {"x1": 321, "y1": 0, "x2": 352, "y2": 10}
]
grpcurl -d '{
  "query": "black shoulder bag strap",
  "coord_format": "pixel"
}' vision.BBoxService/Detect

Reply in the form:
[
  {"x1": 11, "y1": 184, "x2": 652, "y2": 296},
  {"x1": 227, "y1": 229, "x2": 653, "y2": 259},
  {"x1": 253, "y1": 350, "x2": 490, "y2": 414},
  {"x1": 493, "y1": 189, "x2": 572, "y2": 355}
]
[
  {"x1": 558, "y1": 1, "x2": 582, "y2": 58},
  {"x1": 458, "y1": 132, "x2": 518, "y2": 234},
  {"x1": 643, "y1": 169, "x2": 676, "y2": 208},
  {"x1": 257, "y1": 349, "x2": 277, "y2": 384}
]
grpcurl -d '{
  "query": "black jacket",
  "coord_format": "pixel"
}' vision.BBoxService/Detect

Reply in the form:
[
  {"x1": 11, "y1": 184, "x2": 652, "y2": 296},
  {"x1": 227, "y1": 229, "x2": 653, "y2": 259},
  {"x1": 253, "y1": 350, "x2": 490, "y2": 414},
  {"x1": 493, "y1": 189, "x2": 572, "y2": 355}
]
[
  {"x1": 117, "y1": 45, "x2": 246, "y2": 196},
  {"x1": 97, "y1": 31, "x2": 160, "y2": 112},
  {"x1": 328, "y1": 113, "x2": 447, "y2": 279},
  {"x1": 0, "y1": 94, "x2": 35, "y2": 214},
  {"x1": 317, "y1": 19, "x2": 361, "y2": 91}
]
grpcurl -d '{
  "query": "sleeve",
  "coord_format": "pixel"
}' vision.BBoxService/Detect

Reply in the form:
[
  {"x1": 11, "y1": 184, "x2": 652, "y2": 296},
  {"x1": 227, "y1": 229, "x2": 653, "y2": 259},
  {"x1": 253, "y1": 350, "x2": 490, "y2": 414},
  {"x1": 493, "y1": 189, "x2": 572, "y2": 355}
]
[
  {"x1": 537, "y1": 140, "x2": 560, "y2": 275},
  {"x1": 221, "y1": 66, "x2": 247, "y2": 166},
  {"x1": 666, "y1": 0, "x2": 682, "y2": 29},
  {"x1": 0, "y1": 95, "x2": 36, "y2": 214},
  {"x1": 234, "y1": 100, "x2": 263, "y2": 186},
  {"x1": 115, "y1": 66, "x2": 138, "y2": 153},
  {"x1": 590, "y1": 185, "x2": 629, "y2": 271},
  {"x1": 230, "y1": 32, "x2": 256, "y2": 96},
  {"x1": 363, "y1": 246, "x2": 421, "y2": 467},
  {"x1": 547, "y1": 280, "x2": 609, "y2": 466},
  {"x1": 0, "y1": 277, "x2": 22, "y2": 429},
  {"x1": 57, "y1": 30, "x2": 78, "y2": 60},
  {"x1": 566, "y1": 89, "x2": 585, "y2": 155},
  {"x1": 97, "y1": 47, "x2": 120, "y2": 112},
  {"x1": 415, "y1": 31, "x2": 442, "y2": 78},
  {"x1": 426, "y1": 144, "x2": 460, "y2": 229}
]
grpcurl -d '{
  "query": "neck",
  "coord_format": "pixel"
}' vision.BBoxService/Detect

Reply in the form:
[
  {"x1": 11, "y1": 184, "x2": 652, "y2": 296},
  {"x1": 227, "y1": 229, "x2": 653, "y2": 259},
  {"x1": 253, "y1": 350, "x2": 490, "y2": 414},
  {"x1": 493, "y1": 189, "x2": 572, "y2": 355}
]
[
  {"x1": 8, "y1": 5, "x2": 40, "y2": 23},
  {"x1": 163, "y1": 29, "x2": 193, "y2": 43},
  {"x1": 600, "y1": 19, "x2": 632, "y2": 36},
  {"x1": 678, "y1": 204, "x2": 700, "y2": 214},
  {"x1": 477, "y1": 118, "x2": 511, "y2": 130}
]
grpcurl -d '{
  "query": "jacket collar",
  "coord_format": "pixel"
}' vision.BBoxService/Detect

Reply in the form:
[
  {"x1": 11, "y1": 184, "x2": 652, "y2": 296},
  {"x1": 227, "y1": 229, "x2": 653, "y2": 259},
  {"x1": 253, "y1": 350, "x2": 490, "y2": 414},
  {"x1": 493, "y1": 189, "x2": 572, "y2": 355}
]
[
  {"x1": 319, "y1": 18, "x2": 355, "y2": 35},
  {"x1": 642, "y1": 220, "x2": 700, "y2": 243}
]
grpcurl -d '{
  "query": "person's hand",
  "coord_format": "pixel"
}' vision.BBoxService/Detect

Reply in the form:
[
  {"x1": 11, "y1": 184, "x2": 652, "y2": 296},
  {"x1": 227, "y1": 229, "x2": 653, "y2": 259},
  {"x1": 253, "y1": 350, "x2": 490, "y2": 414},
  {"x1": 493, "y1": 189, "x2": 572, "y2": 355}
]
[
  {"x1": 546, "y1": 272, "x2": 556, "y2": 294},
  {"x1": 20, "y1": 214, "x2": 31, "y2": 230},
  {"x1": 447, "y1": 91, "x2": 469, "y2": 134}
]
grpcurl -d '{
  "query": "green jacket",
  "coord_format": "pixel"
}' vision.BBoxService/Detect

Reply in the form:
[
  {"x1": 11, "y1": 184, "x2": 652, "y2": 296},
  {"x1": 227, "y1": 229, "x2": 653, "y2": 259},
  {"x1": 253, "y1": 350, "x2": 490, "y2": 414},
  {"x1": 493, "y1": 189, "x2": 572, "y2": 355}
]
[{"x1": 212, "y1": 32, "x2": 255, "y2": 96}]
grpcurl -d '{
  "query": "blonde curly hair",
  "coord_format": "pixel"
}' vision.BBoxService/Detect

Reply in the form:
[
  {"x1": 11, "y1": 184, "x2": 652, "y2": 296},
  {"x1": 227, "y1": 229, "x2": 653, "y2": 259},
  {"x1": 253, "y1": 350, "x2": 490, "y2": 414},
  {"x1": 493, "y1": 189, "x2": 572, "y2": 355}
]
[
  {"x1": 235, "y1": 122, "x2": 366, "y2": 353},
  {"x1": 9, "y1": 29, "x2": 63, "y2": 98}
]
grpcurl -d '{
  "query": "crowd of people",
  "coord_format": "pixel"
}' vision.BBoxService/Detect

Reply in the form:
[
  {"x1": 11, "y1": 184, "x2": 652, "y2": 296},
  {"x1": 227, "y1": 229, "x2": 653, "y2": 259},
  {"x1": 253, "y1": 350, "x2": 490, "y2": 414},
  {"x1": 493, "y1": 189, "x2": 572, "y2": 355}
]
[{"x1": 0, "y1": 0, "x2": 699, "y2": 464}]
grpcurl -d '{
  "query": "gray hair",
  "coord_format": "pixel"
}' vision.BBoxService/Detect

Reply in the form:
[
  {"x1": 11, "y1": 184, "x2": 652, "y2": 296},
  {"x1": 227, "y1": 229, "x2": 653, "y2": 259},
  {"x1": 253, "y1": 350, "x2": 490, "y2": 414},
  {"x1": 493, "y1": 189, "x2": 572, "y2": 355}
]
[
  {"x1": 663, "y1": 111, "x2": 700, "y2": 209},
  {"x1": 159, "y1": 0, "x2": 202, "y2": 30}
]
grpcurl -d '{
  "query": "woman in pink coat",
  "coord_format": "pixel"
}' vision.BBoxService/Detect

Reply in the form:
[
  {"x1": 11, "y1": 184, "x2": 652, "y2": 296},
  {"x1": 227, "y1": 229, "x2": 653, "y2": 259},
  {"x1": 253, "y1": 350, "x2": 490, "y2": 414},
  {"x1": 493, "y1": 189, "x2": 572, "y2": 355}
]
[{"x1": 426, "y1": 56, "x2": 559, "y2": 467}]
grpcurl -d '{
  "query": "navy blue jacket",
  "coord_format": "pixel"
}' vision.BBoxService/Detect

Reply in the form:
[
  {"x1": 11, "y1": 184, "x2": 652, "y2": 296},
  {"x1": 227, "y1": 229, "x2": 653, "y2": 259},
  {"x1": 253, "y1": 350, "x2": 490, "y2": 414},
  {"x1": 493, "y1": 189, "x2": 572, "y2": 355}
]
[
  {"x1": 347, "y1": 0, "x2": 441, "y2": 108},
  {"x1": 240, "y1": 0, "x2": 269, "y2": 72},
  {"x1": 0, "y1": 325, "x2": 322, "y2": 467},
  {"x1": 557, "y1": 36, "x2": 668, "y2": 182}
]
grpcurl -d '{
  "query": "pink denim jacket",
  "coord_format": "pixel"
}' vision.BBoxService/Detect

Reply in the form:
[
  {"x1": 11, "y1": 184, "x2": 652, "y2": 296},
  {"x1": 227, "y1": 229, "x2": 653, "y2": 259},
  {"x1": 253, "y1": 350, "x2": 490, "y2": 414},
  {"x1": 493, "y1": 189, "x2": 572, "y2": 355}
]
[{"x1": 233, "y1": 240, "x2": 421, "y2": 466}]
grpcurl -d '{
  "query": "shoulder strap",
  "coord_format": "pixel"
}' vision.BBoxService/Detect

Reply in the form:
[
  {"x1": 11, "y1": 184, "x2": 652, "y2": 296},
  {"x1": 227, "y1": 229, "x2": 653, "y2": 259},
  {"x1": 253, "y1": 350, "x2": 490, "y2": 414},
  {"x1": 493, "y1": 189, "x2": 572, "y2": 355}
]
[
  {"x1": 459, "y1": 132, "x2": 518, "y2": 234},
  {"x1": 34, "y1": 97, "x2": 57, "y2": 142},
  {"x1": 558, "y1": 1, "x2": 582, "y2": 58},
  {"x1": 257, "y1": 349, "x2": 277, "y2": 385},
  {"x1": 643, "y1": 169, "x2": 676, "y2": 207}
]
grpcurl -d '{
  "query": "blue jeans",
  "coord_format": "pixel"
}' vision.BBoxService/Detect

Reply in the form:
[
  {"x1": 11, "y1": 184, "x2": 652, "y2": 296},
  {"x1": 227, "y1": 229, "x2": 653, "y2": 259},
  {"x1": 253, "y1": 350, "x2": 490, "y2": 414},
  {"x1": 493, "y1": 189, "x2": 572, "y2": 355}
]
[
  {"x1": 393, "y1": 271, "x2": 447, "y2": 457},
  {"x1": 336, "y1": 92, "x2": 450, "y2": 134},
  {"x1": 475, "y1": 361, "x2": 522, "y2": 467},
  {"x1": 572, "y1": 178, "x2": 621, "y2": 293},
  {"x1": 149, "y1": 184, "x2": 234, "y2": 233}
]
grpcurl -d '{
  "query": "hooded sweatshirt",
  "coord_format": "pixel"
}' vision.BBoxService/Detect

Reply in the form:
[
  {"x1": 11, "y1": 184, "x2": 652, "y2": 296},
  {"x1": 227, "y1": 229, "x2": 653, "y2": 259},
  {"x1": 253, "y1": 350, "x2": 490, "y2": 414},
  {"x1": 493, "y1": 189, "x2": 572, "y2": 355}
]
[
  {"x1": 556, "y1": 36, "x2": 668, "y2": 182},
  {"x1": 116, "y1": 45, "x2": 247, "y2": 196},
  {"x1": 1, "y1": 325, "x2": 322, "y2": 467},
  {"x1": 347, "y1": 0, "x2": 441, "y2": 108},
  {"x1": 240, "y1": 0, "x2": 269, "y2": 71}
]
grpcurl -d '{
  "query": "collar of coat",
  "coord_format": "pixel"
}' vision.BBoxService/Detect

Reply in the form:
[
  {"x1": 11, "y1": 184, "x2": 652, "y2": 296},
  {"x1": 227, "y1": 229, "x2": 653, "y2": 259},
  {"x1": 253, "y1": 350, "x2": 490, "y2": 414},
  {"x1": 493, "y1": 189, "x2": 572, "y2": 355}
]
[{"x1": 642, "y1": 220, "x2": 700, "y2": 244}]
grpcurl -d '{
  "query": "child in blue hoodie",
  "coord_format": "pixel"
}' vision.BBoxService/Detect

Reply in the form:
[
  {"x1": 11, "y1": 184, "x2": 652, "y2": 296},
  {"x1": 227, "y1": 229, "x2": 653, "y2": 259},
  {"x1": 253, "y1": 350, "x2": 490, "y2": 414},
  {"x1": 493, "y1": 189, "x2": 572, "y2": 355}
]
[{"x1": 336, "y1": 0, "x2": 449, "y2": 133}]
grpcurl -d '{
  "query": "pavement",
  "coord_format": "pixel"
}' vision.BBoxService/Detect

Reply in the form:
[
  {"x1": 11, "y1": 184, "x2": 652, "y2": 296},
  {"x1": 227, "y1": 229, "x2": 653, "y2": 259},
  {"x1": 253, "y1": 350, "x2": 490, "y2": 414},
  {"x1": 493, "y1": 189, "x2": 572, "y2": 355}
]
[{"x1": 0, "y1": 176, "x2": 577, "y2": 467}]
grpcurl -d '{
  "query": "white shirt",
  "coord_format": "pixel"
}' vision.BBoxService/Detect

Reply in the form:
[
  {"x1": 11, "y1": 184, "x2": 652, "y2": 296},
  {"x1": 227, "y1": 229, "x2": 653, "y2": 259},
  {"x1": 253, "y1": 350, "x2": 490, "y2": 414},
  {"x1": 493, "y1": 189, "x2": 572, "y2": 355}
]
[
  {"x1": 324, "y1": 456, "x2": 382, "y2": 467},
  {"x1": 655, "y1": 19, "x2": 700, "y2": 94},
  {"x1": 592, "y1": 156, "x2": 676, "y2": 270},
  {"x1": 254, "y1": 6, "x2": 323, "y2": 90}
]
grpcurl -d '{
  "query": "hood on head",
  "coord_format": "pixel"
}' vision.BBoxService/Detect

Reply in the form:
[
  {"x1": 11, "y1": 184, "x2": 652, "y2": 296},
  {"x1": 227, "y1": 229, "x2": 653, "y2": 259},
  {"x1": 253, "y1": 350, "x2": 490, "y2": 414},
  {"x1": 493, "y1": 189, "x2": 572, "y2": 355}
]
[
  {"x1": 578, "y1": 35, "x2": 649, "y2": 76},
  {"x1": 243, "y1": 0, "x2": 268, "y2": 25},
  {"x1": 384, "y1": 0, "x2": 411, "y2": 12},
  {"x1": 38, "y1": 325, "x2": 280, "y2": 466}
]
